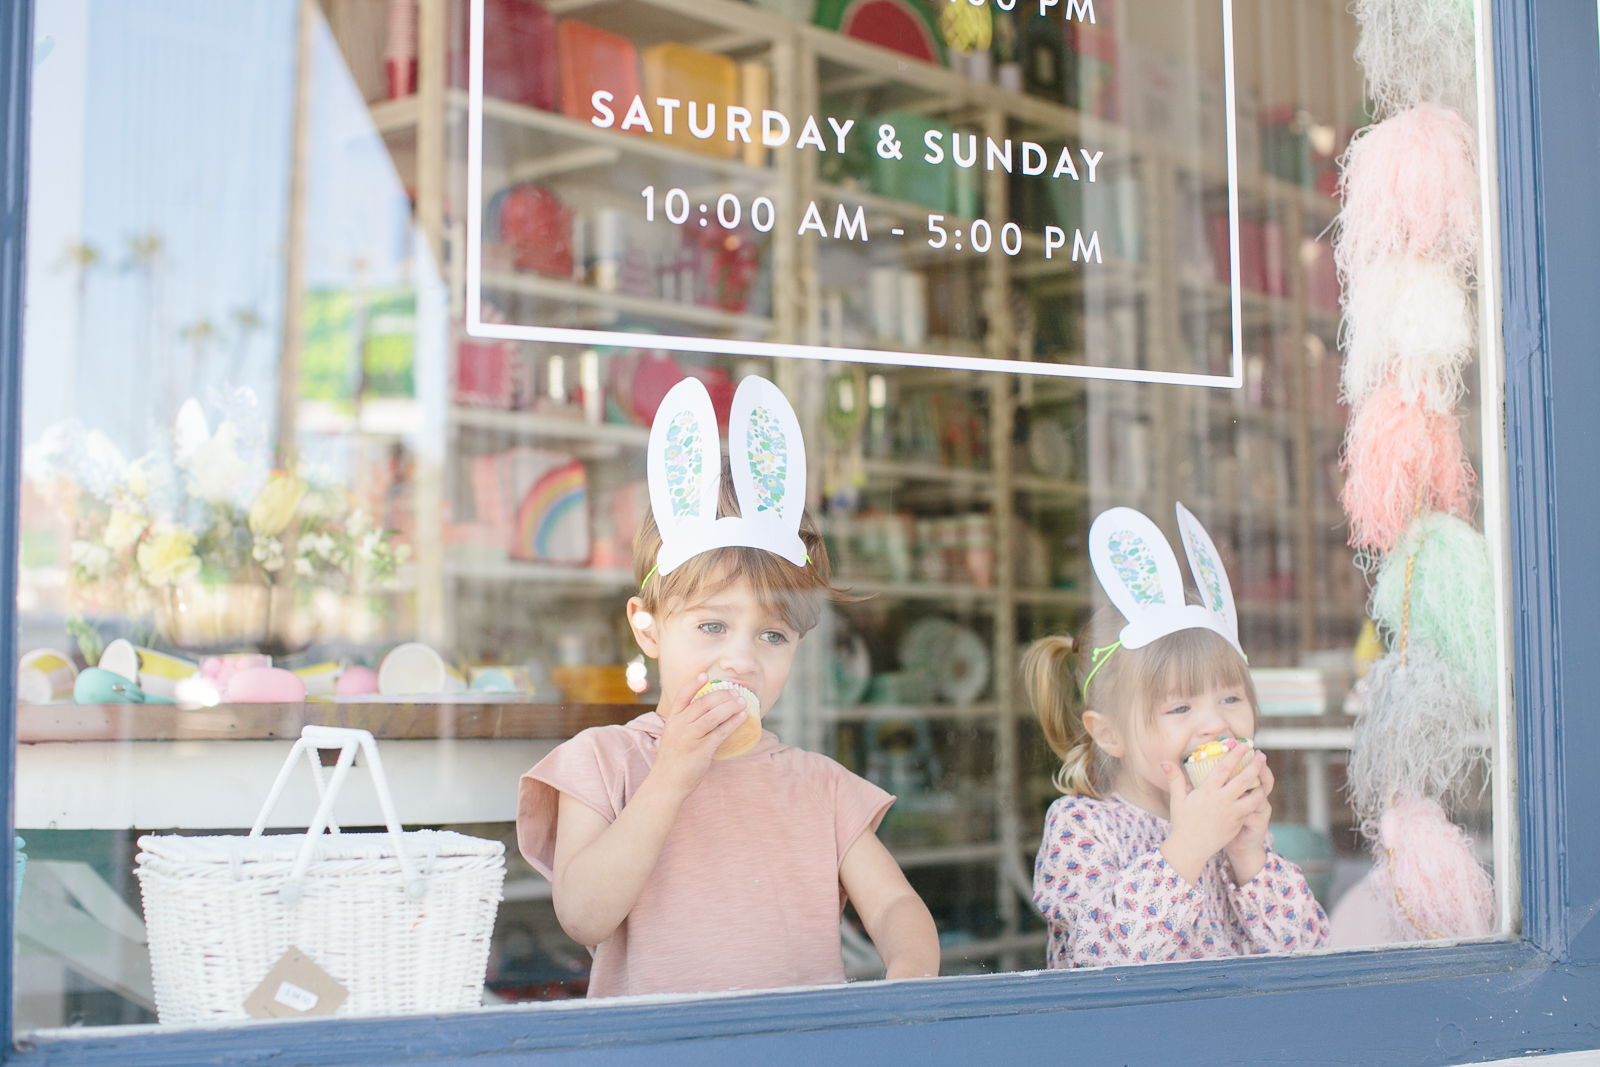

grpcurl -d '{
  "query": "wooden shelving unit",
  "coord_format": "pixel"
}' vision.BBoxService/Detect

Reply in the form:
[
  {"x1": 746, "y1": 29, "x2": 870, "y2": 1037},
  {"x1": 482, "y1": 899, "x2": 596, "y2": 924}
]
[{"x1": 331, "y1": 0, "x2": 1362, "y2": 977}]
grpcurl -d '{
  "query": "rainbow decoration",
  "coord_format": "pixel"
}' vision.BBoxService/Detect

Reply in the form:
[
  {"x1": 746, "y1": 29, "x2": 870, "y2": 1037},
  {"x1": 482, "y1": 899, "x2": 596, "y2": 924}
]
[{"x1": 512, "y1": 459, "x2": 590, "y2": 563}]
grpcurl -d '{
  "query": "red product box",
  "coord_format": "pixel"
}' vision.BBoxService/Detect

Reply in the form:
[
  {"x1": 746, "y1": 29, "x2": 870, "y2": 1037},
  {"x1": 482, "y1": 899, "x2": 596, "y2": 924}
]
[
  {"x1": 557, "y1": 19, "x2": 641, "y2": 127},
  {"x1": 451, "y1": 0, "x2": 558, "y2": 111},
  {"x1": 454, "y1": 338, "x2": 515, "y2": 409}
]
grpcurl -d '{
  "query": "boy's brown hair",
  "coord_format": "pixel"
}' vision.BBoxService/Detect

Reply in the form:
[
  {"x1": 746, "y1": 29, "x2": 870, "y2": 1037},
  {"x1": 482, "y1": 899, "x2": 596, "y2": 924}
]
[{"x1": 633, "y1": 455, "x2": 843, "y2": 634}]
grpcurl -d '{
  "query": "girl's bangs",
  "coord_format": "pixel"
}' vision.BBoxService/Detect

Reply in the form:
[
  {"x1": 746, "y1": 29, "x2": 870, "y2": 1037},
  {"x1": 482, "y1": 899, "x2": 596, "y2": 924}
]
[{"x1": 1132, "y1": 627, "x2": 1257, "y2": 719}]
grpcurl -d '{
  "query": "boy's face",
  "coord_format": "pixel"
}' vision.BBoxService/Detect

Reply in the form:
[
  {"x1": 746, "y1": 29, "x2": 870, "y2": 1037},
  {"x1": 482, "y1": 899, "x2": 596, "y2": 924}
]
[{"x1": 628, "y1": 574, "x2": 802, "y2": 720}]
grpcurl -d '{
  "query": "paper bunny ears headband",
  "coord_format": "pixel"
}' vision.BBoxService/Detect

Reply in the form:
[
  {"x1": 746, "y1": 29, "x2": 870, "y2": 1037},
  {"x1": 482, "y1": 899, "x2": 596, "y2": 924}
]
[
  {"x1": 1084, "y1": 503, "x2": 1246, "y2": 693},
  {"x1": 645, "y1": 374, "x2": 808, "y2": 580}
]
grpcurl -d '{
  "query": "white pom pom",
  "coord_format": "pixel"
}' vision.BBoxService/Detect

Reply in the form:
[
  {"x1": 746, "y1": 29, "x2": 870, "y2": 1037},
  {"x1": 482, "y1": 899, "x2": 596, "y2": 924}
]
[{"x1": 1342, "y1": 254, "x2": 1473, "y2": 413}]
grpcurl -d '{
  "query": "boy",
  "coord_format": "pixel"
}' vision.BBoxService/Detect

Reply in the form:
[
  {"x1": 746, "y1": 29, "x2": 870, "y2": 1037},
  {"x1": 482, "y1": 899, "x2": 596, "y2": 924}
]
[{"x1": 517, "y1": 377, "x2": 938, "y2": 998}]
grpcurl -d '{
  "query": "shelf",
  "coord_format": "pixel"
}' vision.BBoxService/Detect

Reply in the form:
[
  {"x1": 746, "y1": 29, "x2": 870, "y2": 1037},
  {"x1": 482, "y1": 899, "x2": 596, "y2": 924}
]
[
  {"x1": 1014, "y1": 588, "x2": 1091, "y2": 608},
  {"x1": 820, "y1": 703, "x2": 1001, "y2": 723},
  {"x1": 892, "y1": 841, "x2": 1004, "y2": 869},
  {"x1": 447, "y1": 559, "x2": 637, "y2": 589},
  {"x1": 451, "y1": 406, "x2": 651, "y2": 447},
  {"x1": 860, "y1": 459, "x2": 993, "y2": 486},
  {"x1": 481, "y1": 269, "x2": 774, "y2": 336},
  {"x1": 840, "y1": 579, "x2": 998, "y2": 602},
  {"x1": 938, "y1": 932, "x2": 1048, "y2": 964},
  {"x1": 18, "y1": 702, "x2": 642, "y2": 743}
]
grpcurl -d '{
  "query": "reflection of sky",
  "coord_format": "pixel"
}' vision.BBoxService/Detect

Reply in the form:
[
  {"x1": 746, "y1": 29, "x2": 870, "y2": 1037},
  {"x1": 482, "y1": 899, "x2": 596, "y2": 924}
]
[
  {"x1": 23, "y1": 0, "x2": 443, "y2": 478},
  {"x1": 26, "y1": 0, "x2": 296, "y2": 459}
]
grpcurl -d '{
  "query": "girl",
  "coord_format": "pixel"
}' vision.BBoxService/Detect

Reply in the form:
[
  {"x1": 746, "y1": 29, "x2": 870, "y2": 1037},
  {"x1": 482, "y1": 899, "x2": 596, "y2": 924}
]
[
  {"x1": 517, "y1": 376, "x2": 938, "y2": 997},
  {"x1": 1025, "y1": 505, "x2": 1330, "y2": 967}
]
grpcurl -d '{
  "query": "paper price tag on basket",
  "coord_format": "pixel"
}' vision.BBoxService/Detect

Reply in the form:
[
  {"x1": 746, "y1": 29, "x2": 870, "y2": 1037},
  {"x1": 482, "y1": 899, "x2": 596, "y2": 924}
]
[{"x1": 243, "y1": 946, "x2": 348, "y2": 1019}]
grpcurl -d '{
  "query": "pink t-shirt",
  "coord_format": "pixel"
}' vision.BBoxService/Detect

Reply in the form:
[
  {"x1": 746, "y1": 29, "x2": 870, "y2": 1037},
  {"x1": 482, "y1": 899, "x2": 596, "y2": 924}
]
[{"x1": 517, "y1": 711, "x2": 894, "y2": 999}]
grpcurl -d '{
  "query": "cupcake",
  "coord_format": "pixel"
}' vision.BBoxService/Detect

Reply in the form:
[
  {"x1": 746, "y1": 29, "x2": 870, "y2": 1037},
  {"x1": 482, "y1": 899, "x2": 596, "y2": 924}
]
[
  {"x1": 695, "y1": 680, "x2": 763, "y2": 760},
  {"x1": 1184, "y1": 737, "x2": 1257, "y2": 789}
]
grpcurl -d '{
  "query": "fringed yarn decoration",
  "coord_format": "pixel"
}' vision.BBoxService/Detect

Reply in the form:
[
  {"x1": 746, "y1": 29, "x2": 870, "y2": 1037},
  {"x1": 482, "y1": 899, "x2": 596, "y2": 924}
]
[
  {"x1": 1347, "y1": 646, "x2": 1489, "y2": 823},
  {"x1": 1335, "y1": 104, "x2": 1480, "y2": 284},
  {"x1": 1371, "y1": 513, "x2": 1495, "y2": 701},
  {"x1": 1353, "y1": 0, "x2": 1477, "y2": 122},
  {"x1": 1340, "y1": 381, "x2": 1475, "y2": 554},
  {"x1": 1368, "y1": 795, "x2": 1494, "y2": 941},
  {"x1": 1340, "y1": 254, "x2": 1472, "y2": 413}
]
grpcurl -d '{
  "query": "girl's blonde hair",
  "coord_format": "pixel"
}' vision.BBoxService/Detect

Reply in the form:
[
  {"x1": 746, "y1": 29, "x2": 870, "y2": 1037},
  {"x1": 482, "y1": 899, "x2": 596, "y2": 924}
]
[
  {"x1": 633, "y1": 455, "x2": 847, "y2": 634},
  {"x1": 1023, "y1": 603, "x2": 1259, "y2": 797}
]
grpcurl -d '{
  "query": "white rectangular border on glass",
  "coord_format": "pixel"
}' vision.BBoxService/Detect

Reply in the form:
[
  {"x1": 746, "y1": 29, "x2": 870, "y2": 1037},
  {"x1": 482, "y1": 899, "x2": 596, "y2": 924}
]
[{"x1": 463, "y1": 0, "x2": 1246, "y2": 389}]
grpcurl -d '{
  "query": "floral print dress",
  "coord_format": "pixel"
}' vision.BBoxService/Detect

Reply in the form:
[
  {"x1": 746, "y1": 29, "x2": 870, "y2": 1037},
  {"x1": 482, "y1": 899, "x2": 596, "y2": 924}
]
[{"x1": 1033, "y1": 793, "x2": 1330, "y2": 968}]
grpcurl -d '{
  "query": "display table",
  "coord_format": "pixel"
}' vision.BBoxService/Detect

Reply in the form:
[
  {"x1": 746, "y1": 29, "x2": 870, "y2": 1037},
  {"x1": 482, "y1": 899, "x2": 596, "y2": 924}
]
[{"x1": 16, "y1": 702, "x2": 643, "y2": 830}]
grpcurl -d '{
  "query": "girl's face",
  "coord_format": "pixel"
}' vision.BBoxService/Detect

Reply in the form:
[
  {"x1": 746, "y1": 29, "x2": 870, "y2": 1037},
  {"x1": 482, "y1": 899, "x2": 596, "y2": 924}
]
[
  {"x1": 628, "y1": 575, "x2": 801, "y2": 720},
  {"x1": 1095, "y1": 678, "x2": 1256, "y2": 818}
]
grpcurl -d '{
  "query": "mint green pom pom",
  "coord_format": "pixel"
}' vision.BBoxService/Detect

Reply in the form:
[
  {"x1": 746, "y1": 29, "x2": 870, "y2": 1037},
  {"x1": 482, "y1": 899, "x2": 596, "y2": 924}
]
[{"x1": 1371, "y1": 513, "x2": 1495, "y2": 702}]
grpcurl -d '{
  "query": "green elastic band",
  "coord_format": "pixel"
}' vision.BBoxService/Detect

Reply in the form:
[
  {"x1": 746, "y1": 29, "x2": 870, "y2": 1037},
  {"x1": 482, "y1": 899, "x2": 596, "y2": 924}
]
[
  {"x1": 642, "y1": 552, "x2": 811, "y2": 592},
  {"x1": 1081, "y1": 641, "x2": 1122, "y2": 699}
]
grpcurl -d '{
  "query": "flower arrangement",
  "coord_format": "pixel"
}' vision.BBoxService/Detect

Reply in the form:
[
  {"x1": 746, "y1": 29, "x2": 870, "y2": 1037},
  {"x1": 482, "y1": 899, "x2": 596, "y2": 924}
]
[{"x1": 36, "y1": 392, "x2": 410, "y2": 651}]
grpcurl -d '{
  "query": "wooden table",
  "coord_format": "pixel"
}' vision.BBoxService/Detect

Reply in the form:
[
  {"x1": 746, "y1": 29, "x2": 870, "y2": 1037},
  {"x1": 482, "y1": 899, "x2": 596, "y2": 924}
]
[{"x1": 16, "y1": 701, "x2": 643, "y2": 831}]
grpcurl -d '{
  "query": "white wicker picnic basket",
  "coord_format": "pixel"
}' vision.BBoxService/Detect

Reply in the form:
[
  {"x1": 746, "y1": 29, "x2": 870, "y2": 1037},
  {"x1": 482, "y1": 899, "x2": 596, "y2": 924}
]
[{"x1": 135, "y1": 725, "x2": 505, "y2": 1026}]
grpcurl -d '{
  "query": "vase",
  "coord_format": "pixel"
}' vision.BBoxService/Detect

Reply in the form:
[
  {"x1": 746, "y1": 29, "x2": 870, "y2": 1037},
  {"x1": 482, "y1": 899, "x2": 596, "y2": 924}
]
[{"x1": 156, "y1": 583, "x2": 317, "y2": 657}]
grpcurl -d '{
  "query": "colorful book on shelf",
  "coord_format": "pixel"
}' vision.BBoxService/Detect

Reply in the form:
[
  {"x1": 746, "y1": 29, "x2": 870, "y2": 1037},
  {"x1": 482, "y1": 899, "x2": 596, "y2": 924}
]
[
  {"x1": 557, "y1": 19, "x2": 641, "y2": 128},
  {"x1": 641, "y1": 42, "x2": 740, "y2": 159}
]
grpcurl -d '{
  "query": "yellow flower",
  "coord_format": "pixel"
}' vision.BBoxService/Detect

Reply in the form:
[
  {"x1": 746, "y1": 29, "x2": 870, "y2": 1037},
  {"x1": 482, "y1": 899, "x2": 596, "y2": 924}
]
[
  {"x1": 103, "y1": 507, "x2": 148, "y2": 551},
  {"x1": 248, "y1": 473, "x2": 307, "y2": 538},
  {"x1": 136, "y1": 524, "x2": 201, "y2": 587}
]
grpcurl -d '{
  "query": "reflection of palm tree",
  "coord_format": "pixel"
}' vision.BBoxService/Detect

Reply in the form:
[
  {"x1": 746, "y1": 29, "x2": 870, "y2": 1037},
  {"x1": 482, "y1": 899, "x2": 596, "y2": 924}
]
[
  {"x1": 58, "y1": 243, "x2": 101, "y2": 409},
  {"x1": 123, "y1": 231, "x2": 167, "y2": 428},
  {"x1": 229, "y1": 307, "x2": 264, "y2": 384},
  {"x1": 179, "y1": 318, "x2": 217, "y2": 381}
]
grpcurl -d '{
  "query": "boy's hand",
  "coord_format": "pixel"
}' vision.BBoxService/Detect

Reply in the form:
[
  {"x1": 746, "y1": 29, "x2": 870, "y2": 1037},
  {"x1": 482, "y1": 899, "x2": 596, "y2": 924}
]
[
  {"x1": 1223, "y1": 758, "x2": 1274, "y2": 885},
  {"x1": 650, "y1": 672, "x2": 750, "y2": 797},
  {"x1": 1157, "y1": 746, "x2": 1269, "y2": 886}
]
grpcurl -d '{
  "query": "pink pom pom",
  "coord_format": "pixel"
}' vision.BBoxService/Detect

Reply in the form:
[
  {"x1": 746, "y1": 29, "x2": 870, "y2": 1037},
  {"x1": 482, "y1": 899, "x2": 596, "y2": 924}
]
[
  {"x1": 1335, "y1": 105, "x2": 1479, "y2": 283},
  {"x1": 1370, "y1": 796, "x2": 1494, "y2": 941},
  {"x1": 1340, "y1": 381, "x2": 1474, "y2": 553}
]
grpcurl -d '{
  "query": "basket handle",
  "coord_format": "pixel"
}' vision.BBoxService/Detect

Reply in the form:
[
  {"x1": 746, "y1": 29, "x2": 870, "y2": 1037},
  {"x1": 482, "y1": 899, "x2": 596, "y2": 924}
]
[{"x1": 249, "y1": 726, "x2": 426, "y2": 904}]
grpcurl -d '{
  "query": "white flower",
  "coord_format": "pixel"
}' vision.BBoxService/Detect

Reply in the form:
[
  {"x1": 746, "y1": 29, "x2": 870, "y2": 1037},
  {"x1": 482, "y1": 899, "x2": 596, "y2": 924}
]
[
  {"x1": 103, "y1": 508, "x2": 148, "y2": 551},
  {"x1": 184, "y1": 421, "x2": 249, "y2": 504},
  {"x1": 251, "y1": 535, "x2": 286, "y2": 572},
  {"x1": 298, "y1": 532, "x2": 336, "y2": 560},
  {"x1": 294, "y1": 557, "x2": 314, "y2": 578},
  {"x1": 71, "y1": 540, "x2": 112, "y2": 579},
  {"x1": 346, "y1": 509, "x2": 372, "y2": 540},
  {"x1": 357, "y1": 529, "x2": 383, "y2": 563}
]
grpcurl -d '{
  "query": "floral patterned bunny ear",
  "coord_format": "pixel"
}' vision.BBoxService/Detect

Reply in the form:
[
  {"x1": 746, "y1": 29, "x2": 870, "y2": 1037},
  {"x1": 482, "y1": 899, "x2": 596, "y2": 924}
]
[
  {"x1": 1175, "y1": 501, "x2": 1240, "y2": 651},
  {"x1": 646, "y1": 374, "x2": 809, "y2": 578},
  {"x1": 1088, "y1": 505, "x2": 1246, "y2": 661},
  {"x1": 647, "y1": 376, "x2": 721, "y2": 576},
  {"x1": 728, "y1": 375, "x2": 807, "y2": 561}
]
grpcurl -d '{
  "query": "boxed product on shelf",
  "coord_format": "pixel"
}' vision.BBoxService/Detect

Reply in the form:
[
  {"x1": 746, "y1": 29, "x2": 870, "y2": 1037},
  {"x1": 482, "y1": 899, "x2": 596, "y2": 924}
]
[
  {"x1": 449, "y1": 0, "x2": 557, "y2": 110},
  {"x1": 453, "y1": 337, "x2": 517, "y2": 409},
  {"x1": 641, "y1": 42, "x2": 740, "y2": 159},
  {"x1": 557, "y1": 19, "x2": 641, "y2": 127},
  {"x1": 1250, "y1": 667, "x2": 1329, "y2": 716}
]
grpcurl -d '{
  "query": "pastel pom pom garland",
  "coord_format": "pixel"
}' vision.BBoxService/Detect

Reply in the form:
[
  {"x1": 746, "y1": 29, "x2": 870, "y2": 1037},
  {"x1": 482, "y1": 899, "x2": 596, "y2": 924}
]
[{"x1": 1339, "y1": 380, "x2": 1475, "y2": 555}]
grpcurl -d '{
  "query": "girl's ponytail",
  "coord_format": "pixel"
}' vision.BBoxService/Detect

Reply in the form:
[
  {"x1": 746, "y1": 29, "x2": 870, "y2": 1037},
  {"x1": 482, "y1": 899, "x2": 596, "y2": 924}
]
[{"x1": 1023, "y1": 632, "x2": 1102, "y2": 798}]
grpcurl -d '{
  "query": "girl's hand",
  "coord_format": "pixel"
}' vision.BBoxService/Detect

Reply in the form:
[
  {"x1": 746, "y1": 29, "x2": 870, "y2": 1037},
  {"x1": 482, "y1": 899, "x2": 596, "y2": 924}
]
[
  {"x1": 650, "y1": 672, "x2": 750, "y2": 797},
  {"x1": 1157, "y1": 746, "x2": 1269, "y2": 886},
  {"x1": 1223, "y1": 758, "x2": 1275, "y2": 885}
]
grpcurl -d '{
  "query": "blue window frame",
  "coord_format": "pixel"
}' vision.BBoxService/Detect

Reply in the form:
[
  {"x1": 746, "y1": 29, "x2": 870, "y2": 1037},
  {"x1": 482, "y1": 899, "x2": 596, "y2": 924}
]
[{"x1": 0, "y1": 0, "x2": 1596, "y2": 1062}]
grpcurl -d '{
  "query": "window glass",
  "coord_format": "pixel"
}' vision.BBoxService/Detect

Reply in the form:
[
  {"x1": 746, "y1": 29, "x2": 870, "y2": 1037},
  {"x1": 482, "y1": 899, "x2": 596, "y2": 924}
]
[{"x1": 13, "y1": 0, "x2": 1502, "y2": 1036}]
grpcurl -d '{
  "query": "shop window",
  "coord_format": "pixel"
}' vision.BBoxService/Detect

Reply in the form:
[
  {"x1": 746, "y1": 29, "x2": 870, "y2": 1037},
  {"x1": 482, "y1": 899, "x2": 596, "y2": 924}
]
[{"x1": 12, "y1": 0, "x2": 1506, "y2": 1038}]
